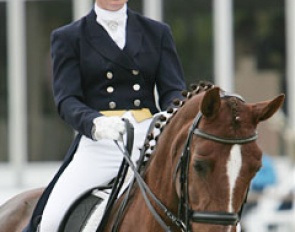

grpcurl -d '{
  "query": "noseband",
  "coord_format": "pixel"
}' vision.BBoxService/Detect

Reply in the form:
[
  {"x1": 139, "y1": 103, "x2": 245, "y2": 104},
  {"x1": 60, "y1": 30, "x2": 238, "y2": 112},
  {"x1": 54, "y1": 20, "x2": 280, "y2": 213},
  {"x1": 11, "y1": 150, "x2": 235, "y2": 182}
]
[{"x1": 178, "y1": 93, "x2": 258, "y2": 230}]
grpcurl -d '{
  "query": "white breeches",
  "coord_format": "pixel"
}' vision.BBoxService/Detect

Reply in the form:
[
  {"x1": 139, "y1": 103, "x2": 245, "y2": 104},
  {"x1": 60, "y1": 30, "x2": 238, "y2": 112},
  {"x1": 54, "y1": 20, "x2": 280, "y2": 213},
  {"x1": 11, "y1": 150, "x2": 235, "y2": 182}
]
[{"x1": 39, "y1": 111, "x2": 153, "y2": 232}]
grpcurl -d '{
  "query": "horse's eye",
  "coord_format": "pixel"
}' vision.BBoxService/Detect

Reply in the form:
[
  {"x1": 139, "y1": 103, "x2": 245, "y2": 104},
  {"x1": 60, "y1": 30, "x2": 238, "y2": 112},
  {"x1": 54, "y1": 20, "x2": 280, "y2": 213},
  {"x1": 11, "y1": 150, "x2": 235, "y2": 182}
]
[{"x1": 194, "y1": 160, "x2": 210, "y2": 176}]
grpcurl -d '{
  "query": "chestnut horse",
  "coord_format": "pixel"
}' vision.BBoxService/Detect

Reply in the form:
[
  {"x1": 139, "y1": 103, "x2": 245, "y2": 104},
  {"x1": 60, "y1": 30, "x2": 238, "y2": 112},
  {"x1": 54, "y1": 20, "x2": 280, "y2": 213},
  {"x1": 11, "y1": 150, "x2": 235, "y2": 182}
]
[{"x1": 0, "y1": 83, "x2": 284, "y2": 232}]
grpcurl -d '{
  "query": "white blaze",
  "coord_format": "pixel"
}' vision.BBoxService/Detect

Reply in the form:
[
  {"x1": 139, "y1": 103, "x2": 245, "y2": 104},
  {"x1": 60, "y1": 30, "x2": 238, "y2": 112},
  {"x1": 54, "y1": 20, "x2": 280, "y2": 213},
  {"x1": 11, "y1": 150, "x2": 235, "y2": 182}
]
[{"x1": 226, "y1": 145, "x2": 242, "y2": 212}]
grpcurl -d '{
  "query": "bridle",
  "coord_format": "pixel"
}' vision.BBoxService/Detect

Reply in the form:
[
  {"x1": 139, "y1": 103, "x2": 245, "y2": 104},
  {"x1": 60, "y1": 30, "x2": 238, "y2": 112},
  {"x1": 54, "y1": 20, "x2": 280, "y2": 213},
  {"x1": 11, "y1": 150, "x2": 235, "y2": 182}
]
[
  {"x1": 112, "y1": 93, "x2": 258, "y2": 232},
  {"x1": 178, "y1": 93, "x2": 258, "y2": 231}
]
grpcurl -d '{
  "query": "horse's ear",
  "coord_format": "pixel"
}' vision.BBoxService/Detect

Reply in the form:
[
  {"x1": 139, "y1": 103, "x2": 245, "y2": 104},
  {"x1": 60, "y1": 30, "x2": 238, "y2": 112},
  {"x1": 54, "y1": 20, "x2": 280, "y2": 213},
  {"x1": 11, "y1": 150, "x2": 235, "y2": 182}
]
[
  {"x1": 200, "y1": 87, "x2": 221, "y2": 118},
  {"x1": 253, "y1": 94, "x2": 285, "y2": 122}
]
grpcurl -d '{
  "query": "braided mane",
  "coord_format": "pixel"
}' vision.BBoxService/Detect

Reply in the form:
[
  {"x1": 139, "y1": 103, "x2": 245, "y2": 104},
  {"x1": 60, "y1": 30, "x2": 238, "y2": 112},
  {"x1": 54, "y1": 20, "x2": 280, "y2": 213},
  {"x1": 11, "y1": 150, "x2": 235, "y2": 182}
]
[{"x1": 139, "y1": 81, "x2": 215, "y2": 167}]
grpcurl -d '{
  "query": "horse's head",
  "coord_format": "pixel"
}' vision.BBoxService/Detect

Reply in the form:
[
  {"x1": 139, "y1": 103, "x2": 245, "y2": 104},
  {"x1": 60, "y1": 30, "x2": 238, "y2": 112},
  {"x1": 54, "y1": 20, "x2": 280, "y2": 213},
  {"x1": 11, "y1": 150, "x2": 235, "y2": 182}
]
[
  {"x1": 171, "y1": 86, "x2": 284, "y2": 232},
  {"x1": 123, "y1": 83, "x2": 284, "y2": 232}
]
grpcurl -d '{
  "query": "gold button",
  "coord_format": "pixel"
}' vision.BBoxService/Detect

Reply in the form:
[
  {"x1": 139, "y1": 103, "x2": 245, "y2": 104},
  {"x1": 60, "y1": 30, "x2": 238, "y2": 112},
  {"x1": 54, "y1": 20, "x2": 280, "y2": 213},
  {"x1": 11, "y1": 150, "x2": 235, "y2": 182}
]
[
  {"x1": 132, "y1": 70, "x2": 139, "y2": 76},
  {"x1": 109, "y1": 101, "x2": 116, "y2": 109},
  {"x1": 106, "y1": 72, "x2": 113, "y2": 79},
  {"x1": 133, "y1": 84, "x2": 140, "y2": 91},
  {"x1": 107, "y1": 86, "x2": 114, "y2": 93},
  {"x1": 134, "y1": 99, "x2": 141, "y2": 107}
]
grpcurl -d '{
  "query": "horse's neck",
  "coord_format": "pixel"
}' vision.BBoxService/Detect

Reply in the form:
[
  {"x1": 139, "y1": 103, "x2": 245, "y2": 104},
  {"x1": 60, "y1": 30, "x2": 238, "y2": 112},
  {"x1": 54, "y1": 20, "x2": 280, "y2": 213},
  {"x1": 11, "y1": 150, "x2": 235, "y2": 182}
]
[{"x1": 143, "y1": 125, "x2": 185, "y2": 211}]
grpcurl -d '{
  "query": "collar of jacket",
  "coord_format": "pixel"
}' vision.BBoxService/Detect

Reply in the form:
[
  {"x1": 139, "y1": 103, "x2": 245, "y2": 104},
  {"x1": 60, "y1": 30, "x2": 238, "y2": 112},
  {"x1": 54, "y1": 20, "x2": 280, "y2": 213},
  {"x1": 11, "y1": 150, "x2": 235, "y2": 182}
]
[{"x1": 84, "y1": 9, "x2": 141, "y2": 71}]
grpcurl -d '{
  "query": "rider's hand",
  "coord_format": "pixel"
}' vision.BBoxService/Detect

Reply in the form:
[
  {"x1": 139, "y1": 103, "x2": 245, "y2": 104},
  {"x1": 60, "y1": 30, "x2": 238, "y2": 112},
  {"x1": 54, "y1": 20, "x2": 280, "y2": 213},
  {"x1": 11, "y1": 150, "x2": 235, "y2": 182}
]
[{"x1": 92, "y1": 116, "x2": 126, "y2": 141}]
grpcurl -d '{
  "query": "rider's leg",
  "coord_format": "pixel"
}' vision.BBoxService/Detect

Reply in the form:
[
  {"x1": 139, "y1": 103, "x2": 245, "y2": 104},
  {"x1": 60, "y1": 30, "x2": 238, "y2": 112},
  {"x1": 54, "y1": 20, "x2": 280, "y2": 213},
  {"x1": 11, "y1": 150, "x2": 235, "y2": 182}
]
[{"x1": 39, "y1": 137, "x2": 124, "y2": 232}]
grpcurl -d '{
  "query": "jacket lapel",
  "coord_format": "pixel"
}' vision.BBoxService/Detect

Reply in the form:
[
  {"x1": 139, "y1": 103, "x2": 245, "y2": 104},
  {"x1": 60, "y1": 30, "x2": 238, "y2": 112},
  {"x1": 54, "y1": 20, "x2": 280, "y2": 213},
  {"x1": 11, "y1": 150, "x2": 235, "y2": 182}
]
[
  {"x1": 124, "y1": 10, "x2": 143, "y2": 59},
  {"x1": 84, "y1": 10, "x2": 140, "y2": 70}
]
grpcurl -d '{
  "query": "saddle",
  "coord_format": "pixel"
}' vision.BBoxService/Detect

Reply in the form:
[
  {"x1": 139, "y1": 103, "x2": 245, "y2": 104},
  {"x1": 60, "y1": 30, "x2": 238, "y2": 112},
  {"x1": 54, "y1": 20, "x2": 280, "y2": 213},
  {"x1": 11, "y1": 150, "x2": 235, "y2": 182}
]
[
  {"x1": 58, "y1": 187, "x2": 109, "y2": 232},
  {"x1": 58, "y1": 169, "x2": 134, "y2": 232}
]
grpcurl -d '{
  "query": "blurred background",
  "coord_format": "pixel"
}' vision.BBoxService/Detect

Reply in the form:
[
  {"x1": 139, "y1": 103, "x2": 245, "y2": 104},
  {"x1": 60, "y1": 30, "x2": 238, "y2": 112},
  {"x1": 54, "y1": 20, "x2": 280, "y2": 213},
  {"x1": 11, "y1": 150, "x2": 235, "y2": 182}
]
[{"x1": 0, "y1": 0, "x2": 294, "y2": 231}]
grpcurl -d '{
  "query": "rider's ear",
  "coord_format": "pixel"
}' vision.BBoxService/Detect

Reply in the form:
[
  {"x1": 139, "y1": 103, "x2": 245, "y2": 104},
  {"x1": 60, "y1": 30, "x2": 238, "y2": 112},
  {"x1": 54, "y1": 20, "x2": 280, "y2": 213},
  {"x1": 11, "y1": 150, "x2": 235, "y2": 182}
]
[{"x1": 200, "y1": 87, "x2": 221, "y2": 118}]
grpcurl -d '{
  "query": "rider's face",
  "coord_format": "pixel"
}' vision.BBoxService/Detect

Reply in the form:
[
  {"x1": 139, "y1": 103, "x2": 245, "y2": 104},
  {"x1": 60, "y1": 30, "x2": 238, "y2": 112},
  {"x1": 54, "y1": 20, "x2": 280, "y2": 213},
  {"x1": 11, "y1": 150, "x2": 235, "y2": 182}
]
[{"x1": 96, "y1": 0, "x2": 128, "y2": 11}]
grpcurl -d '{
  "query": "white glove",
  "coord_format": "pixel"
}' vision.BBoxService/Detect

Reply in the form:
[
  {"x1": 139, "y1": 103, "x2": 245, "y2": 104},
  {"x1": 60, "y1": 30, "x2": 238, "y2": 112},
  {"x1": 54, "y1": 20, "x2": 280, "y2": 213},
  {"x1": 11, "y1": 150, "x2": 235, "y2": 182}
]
[{"x1": 92, "y1": 116, "x2": 126, "y2": 141}]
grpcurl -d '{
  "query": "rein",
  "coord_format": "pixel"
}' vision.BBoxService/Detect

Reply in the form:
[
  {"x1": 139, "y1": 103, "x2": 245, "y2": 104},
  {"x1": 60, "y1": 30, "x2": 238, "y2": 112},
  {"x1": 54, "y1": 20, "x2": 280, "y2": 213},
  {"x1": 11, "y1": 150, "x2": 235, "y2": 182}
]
[
  {"x1": 113, "y1": 116, "x2": 186, "y2": 232},
  {"x1": 97, "y1": 118, "x2": 134, "y2": 232}
]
